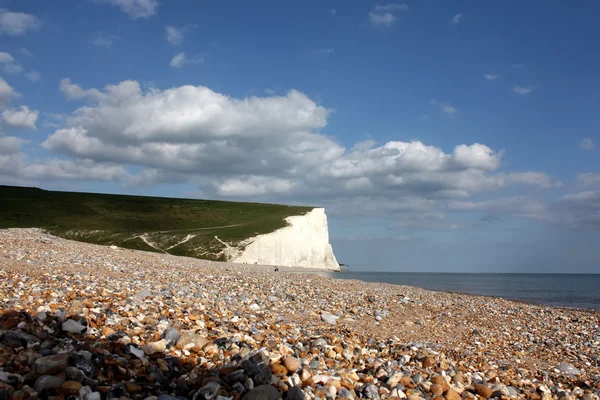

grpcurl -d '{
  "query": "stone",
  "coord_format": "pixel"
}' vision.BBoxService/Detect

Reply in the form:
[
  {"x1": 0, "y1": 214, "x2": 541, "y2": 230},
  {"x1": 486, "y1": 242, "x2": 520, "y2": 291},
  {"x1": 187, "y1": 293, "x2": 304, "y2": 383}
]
[
  {"x1": 287, "y1": 386, "x2": 305, "y2": 400},
  {"x1": 431, "y1": 376, "x2": 445, "y2": 385},
  {"x1": 34, "y1": 375, "x2": 65, "y2": 392},
  {"x1": 474, "y1": 384, "x2": 494, "y2": 399},
  {"x1": 242, "y1": 384, "x2": 280, "y2": 400},
  {"x1": 135, "y1": 289, "x2": 152, "y2": 300},
  {"x1": 196, "y1": 382, "x2": 220, "y2": 400},
  {"x1": 283, "y1": 356, "x2": 300, "y2": 372},
  {"x1": 176, "y1": 332, "x2": 209, "y2": 349},
  {"x1": 68, "y1": 300, "x2": 85, "y2": 315},
  {"x1": 142, "y1": 339, "x2": 166, "y2": 355},
  {"x1": 556, "y1": 363, "x2": 579, "y2": 376},
  {"x1": 452, "y1": 373, "x2": 464, "y2": 385},
  {"x1": 364, "y1": 384, "x2": 381, "y2": 400},
  {"x1": 163, "y1": 326, "x2": 182, "y2": 346},
  {"x1": 35, "y1": 353, "x2": 69, "y2": 375},
  {"x1": 321, "y1": 313, "x2": 338, "y2": 325},
  {"x1": 422, "y1": 356, "x2": 436, "y2": 368},
  {"x1": 60, "y1": 380, "x2": 83, "y2": 396},
  {"x1": 62, "y1": 319, "x2": 87, "y2": 334},
  {"x1": 445, "y1": 389, "x2": 461, "y2": 400},
  {"x1": 431, "y1": 384, "x2": 444, "y2": 396}
]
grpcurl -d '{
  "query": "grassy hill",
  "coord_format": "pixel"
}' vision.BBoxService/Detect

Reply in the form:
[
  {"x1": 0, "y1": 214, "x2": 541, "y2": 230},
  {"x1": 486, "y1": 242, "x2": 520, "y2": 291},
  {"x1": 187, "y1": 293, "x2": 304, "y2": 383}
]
[{"x1": 0, "y1": 185, "x2": 313, "y2": 261}]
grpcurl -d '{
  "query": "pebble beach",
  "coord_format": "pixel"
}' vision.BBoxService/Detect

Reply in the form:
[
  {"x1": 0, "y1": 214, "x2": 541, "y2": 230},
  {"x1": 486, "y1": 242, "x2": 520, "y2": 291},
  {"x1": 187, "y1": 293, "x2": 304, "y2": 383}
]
[{"x1": 0, "y1": 228, "x2": 599, "y2": 400}]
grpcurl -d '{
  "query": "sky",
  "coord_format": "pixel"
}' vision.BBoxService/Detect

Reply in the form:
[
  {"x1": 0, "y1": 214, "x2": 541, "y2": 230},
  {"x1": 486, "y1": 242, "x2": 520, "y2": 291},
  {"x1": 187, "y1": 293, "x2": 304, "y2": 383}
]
[{"x1": 0, "y1": 0, "x2": 599, "y2": 273}]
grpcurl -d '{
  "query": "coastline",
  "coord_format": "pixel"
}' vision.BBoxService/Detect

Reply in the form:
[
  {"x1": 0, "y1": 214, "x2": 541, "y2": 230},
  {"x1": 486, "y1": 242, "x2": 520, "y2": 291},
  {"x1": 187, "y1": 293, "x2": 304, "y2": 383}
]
[{"x1": 1, "y1": 228, "x2": 599, "y2": 399}]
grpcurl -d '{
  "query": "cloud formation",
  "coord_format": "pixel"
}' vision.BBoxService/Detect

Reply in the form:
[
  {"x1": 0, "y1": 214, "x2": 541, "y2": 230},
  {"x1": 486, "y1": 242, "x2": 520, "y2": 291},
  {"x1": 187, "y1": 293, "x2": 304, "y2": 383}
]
[
  {"x1": 579, "y1": 138, "x2": 595, "y2": 151},
  {"x1": 484, "y1": 73, "x2": 499, "y2": 80},
  {"x1": 0, "y1": 8, "x2": 41, "y2": 36},
  {"x1": 452, "y1": 13, "x2": 463, "y2": 24},
  {"x1": 0, "y1": 77, "x2": 19, "y2": 106},
  {"x1": 169, "y1": 52, "x2": 203, "y2": 68},
  {"x1": 166, "y1": 26, "x2": 184, "y2": 44},
  {"x1": 0, "y1": 51, "x2": 22, "y2": 73},
  {"x1": 2, "y1": 105, "x2": 39, "y2": 130},
  {"x1": 368, "y1": 4, "x2": 409, "y2": 27},
  {"x1": 97, "y1": 0, "x2": 158, "y2": 19},
  {"x1": 513, "y1": 85, "x2": 533, "y2": 95},
  {"x1": 19, "y1": 78, "x2": 565, "y2": 230}
]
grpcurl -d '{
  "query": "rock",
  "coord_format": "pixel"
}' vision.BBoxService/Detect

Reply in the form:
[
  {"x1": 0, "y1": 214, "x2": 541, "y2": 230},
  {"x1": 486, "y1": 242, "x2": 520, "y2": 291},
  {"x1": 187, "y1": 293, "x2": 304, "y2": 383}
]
[
  {"x1": 135, "y1": 289, "x2": 152, "y2": 300},
  {"x1": 142, "y1": 339, "x2": 166, "y2": 355},
  {"x1": 364, "y1": 384, "x2": 381, "y2": 400},
  {"x1": 68, "y1": 300, "x2": 84, "y2": 315},
  {"x1": 176, "y1": 332, "x2": 209, "y2": 349},
  {"x1": 35, "y1": 353, "x2": 69, "y2": 375},
  {"x1": 446, "y1": 389, "x2": 461, "y2": 400},
  {"x1": 339, "y1": 387, "x2": 354, "y2": 399},
  {"x1": 34, "y1": 375, "x2": 65, "y2": 392},
  {"x1": 452, "y1": 373, "x2": 464, "y2": 385},
  {"x1": 242, "y1": 384, "x2": 280, "y2": 400},
  {"x1": 321, "y1": 313, "x2": 338, "y2": 325},
  {"x1": 431, "y1": 376, "x2": 445, "y2": 385},
  {"x1": 431, "y1": 384, "x2": 444, "y2": 396},
  {"x1": 60, "y1": 380, "x2": 83, "y2": 396},
  {"x1": 422, "y1": 356, "x2": 436, "y2": 368},
  {"x1": 62, "y1": 319, "x2": 87, "y2": 334},
  {"x1": 163, "y1": 326, "x2": 181, "y2": 346},
  {"x1": 474, "y1": 384, "x2": 494, "y2": 399},
  {"x1": 196, "y1": 382, "x2": 220, "y2": 400},
  {"x1": 283, "y1": 356, "x2": 300, "y2": 372},
  {"x1": 287, "y1": 386, "x2": 305, "y2": 400},
  {"x1": 556, "y1": 363, "x2": 579, "y2": 376}
]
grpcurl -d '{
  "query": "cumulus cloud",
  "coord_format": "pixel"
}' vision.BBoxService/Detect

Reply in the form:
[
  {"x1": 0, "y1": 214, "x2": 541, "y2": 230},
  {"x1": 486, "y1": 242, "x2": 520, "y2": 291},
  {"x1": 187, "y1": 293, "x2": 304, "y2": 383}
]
[
  {"x1": 0, "y1": 77, "x2": 558, "y2": 228},
  {"x1": 513, "y1": 85, "x2": 533, "y2": 95},
  {"x1": 452, "y1": 13, "x2": 463, "y2": 24},
  {"x1": 0, "y1": 51, "x2": 22, "y2": 73},
  {"x1": 96, "y1": 0, "x2": 158, "y2": 19},
  {"x1": 2, "y1": 105, "x2": 39, "y2": 130},
  {"x1": 0, "y1": 8, "x2": 41, "y2": 36},
  {"x1": 166, "y1": 26, "x2": 184, "y2": 44},
  {"x1": 169, "y1": 52, "x2": 203, "y2": 68},
  {"x1": 368, "y1": 4, "x2": 409, "y2": 27},
  {"x1": 579, "y1": 138, "x2": 595, "y2": 151},
  {"x1": 0, "y1": 77, "x2": 19, "y2": 106},
  {"x1": 484, "y1": 73, "x2": 499, "y2": 80}
]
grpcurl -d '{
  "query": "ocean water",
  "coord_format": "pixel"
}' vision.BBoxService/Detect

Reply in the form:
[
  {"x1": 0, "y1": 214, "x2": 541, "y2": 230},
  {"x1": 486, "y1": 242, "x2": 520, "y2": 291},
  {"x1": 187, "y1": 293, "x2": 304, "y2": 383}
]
[{"x1": 322, "y1": 272, "x2": 600, "y2": 311}]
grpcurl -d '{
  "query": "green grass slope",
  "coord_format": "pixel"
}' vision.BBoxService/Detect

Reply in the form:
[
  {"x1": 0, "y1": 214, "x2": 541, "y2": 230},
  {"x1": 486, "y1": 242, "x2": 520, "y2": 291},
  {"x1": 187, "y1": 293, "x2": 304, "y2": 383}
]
[{"x1": 0, "y1": 185, "x2": 313, "y2": 261}]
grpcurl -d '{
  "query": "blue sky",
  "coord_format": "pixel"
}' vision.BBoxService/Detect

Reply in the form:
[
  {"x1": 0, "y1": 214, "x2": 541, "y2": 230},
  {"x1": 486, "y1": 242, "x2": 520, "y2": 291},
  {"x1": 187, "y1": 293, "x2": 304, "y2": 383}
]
[{"x1": 1, "y1": 0, "x2": 599, "y2": 272}]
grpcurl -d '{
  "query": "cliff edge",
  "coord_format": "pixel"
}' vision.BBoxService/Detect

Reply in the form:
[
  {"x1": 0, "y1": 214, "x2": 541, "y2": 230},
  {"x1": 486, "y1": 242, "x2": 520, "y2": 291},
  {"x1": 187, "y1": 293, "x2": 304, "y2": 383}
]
[{"x1": 232, "y1": 208, "x2": 339, "y2": 271}]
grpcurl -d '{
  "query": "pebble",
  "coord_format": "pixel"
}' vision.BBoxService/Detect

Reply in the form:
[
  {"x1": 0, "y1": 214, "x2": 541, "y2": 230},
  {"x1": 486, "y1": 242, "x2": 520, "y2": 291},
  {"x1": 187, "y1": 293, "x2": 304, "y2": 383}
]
[{"x1": 0, "y1": 229, "x2": 598, "y2": 400}]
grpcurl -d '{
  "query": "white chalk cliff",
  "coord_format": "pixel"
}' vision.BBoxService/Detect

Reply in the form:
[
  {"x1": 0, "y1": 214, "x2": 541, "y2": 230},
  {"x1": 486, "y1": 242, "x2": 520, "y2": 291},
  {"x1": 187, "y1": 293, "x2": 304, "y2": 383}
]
[{"x1": 232, "y1": 208, "x2": 339, "y2": 271}]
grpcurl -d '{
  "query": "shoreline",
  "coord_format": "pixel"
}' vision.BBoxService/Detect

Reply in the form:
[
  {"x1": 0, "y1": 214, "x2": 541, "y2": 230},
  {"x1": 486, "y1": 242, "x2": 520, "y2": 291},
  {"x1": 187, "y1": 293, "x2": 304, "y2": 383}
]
[{"x1": 1, "y1": 228, "x2": 599, "y2": 399}]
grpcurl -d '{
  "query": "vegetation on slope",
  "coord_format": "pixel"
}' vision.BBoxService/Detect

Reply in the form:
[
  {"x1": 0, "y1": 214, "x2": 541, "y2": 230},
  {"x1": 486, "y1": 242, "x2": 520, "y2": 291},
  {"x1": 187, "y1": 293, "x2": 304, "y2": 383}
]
[{"x1": 0, "y1": 185, "x2": 313, "y2": 261}]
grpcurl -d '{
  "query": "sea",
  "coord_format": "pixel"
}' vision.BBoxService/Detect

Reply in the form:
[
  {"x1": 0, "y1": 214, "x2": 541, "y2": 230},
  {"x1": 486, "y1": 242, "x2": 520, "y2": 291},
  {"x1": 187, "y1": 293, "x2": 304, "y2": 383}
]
[{"x1": 322, "y1": 272, "x2": 600, "y2": 311}]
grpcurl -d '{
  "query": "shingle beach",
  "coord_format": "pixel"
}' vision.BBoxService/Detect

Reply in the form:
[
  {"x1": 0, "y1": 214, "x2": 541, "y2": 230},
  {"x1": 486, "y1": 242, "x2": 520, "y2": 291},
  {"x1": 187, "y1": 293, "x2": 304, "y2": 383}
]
[{"x1": 1, "y1": 229, "x2": 598, "y2": 400}]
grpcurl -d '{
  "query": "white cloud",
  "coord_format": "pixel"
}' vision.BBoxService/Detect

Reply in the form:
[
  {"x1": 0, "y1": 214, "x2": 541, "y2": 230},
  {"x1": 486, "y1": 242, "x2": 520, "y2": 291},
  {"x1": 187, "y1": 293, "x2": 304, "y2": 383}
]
[
  {"x1": 0, "y1": 77, "x2": 19, "y2": 106},
  {"x1": 484, "y1": 73, "x2": 499, "y2": 80},
  {"x1": 96, "y1": 0, "x2": 158, "y2": 19},
  {"x1": 579, "y1": 138, "x2": 595, "y2": 151},
  {"x1": 317, "y1": 48, "x2": 335, "y2": 54},
  {"x1": 368, "y1": 4, "x2": 409, "y2": 27},
  {"x1": 19, "y1": 78, "x2": 562, "y2": 228},
  {"x1": 166, "y1": 25, "x2": 184, "y2": 45},
  {"x1": 2, "y1": 105, "x2": 39, "y2": 130},
  {"x1": 452, "y1": 13, "x2": 463, "y2": 24},
  {"x1": 0, "y1": 8, "x2": 41, "y2": 36},
  {"x1": 441, "y1": 104, "x2": 458, "y2": 116},
  {"x1": 25, "y1": 70, "x2": 41, "y2": 82},
  {"x1": 513, "y1": 85, "x2": 533, "y2": 95},
  {"x1": 93, "y1": 33, "x2": 119, "y2": 47},
  {"x1": 330, "y1": 9, "x2": 337, "y2": 16},
  {"x1": 0, "y1": 51, "x2": 22, "y2": 73},
  {"x1": 169, "y1": 52, "x2": 203, "y2": 68},
  {"x1": 577, "y1": 173, "x2": 600, "y2": 188},
  {"x1": 19, "y1": 48, "x2": 34, "y2": 57}
]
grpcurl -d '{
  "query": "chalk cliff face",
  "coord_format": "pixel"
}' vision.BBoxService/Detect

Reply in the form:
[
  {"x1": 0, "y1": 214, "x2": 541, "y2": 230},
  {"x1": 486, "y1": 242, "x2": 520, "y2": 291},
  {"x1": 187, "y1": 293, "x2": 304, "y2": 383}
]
[{"x1": 232, "y1": 208, "x2": 339, "y2": 271}]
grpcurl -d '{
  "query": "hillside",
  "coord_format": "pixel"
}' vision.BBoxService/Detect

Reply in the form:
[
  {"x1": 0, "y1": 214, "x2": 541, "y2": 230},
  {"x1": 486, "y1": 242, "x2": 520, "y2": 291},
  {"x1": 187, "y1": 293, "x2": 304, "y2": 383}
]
[{"x1": 0, "y1": 185, "x2": 314, "y2": 262}]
